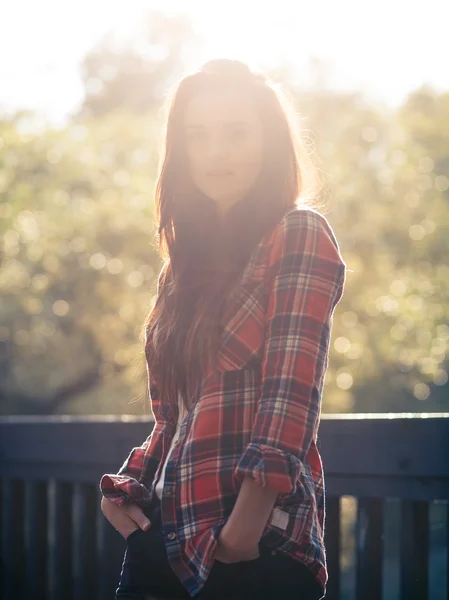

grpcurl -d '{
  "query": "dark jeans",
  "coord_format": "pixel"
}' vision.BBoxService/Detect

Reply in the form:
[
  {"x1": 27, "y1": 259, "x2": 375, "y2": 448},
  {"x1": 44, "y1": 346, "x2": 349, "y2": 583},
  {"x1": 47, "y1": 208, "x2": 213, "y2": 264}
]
[{"x1": 116, "y1": 493, "x2": 324, "y2": 600}]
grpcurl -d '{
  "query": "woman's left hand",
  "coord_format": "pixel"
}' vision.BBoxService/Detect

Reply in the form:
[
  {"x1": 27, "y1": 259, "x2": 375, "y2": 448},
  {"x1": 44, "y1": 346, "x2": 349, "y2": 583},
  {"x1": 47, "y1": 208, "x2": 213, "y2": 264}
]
[{"x1": 214, "y1": 529, "x2": 261, "y2": 564}]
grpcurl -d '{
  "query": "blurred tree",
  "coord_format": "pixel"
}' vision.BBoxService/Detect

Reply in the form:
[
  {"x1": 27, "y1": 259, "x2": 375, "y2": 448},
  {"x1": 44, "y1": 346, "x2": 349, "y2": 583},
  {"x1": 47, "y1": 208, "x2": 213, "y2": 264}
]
[
  {"x1": 0, "y1": 110, "x2": 162, "y2": 415},
  {"x1": 297, "y1": 85, "x2": 449, "y2": 413},
  {"x1": 78, "y1": 10, "x2": 200, "y2": 117}
]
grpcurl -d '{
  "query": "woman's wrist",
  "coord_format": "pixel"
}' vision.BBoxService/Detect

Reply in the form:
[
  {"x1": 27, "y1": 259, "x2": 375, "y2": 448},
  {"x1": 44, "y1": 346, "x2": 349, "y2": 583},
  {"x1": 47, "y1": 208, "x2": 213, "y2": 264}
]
[
  {"x1": 219, "y1": 476, "x2": 279, "y2": 551},
  {"x1": 219, "y1": 520, "x2": 261, "y2": 552}
]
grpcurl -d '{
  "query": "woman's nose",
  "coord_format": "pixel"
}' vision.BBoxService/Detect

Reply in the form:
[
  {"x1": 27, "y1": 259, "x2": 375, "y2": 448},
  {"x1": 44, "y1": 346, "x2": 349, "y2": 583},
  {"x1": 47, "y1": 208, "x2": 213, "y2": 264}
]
[{"x1": 207, "y1": 136, "x2": 228, "y2": 160}]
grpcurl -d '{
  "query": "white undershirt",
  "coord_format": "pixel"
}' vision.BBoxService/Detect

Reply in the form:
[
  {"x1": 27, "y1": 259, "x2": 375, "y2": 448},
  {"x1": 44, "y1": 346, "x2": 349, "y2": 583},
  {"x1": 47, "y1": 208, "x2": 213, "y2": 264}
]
[{"x1": 154, "y1": 391, "x2": 188, "y2": 499}]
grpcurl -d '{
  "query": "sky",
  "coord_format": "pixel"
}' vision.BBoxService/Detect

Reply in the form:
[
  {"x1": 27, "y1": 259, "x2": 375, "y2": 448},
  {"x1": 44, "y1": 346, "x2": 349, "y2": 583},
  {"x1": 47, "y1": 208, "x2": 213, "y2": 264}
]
[{"x1": 1, "y1": 0, "x2": 448, "y2": 125}]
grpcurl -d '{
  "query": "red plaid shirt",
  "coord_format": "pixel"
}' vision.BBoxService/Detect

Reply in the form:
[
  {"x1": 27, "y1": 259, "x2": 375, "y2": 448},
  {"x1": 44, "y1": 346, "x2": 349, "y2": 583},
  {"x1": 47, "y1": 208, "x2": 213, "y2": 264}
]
[{"x1": 100, "y1": 207, "x2": 346, "y2": 598}]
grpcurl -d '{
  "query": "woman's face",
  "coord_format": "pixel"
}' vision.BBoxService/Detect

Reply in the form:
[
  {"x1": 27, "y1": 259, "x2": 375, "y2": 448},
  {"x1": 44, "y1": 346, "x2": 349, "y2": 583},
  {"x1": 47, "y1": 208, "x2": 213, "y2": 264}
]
[{"x1": 183, "y1": 89, "x2": 263, "y2": 216}]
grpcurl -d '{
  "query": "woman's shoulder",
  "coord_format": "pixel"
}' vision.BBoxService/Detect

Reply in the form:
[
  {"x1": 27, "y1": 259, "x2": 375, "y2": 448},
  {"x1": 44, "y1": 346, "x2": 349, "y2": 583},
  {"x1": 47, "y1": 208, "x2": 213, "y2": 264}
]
[
  {"x1": 277, "y1": 205, "x2": 337, "y2": 236},
  {"x1": 267, "y1": 205, "x2": 345, "y2": 264}
]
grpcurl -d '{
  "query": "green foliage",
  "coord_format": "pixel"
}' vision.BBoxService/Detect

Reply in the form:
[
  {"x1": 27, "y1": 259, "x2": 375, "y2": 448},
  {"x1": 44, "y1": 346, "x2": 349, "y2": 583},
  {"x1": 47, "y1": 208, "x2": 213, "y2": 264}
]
[
  {"x1": 0, "y1": 111, "x2": 163, "y2": 414},
  {"x1": 298, "y1": 86, "x2": 449, "y2": 413}
]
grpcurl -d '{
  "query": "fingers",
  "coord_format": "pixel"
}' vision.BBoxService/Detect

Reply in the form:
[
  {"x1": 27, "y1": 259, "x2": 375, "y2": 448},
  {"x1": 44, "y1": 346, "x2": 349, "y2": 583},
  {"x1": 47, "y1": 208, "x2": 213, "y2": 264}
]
[
  {"x1": 124, "y1": 527, "x2": 140, "y2": 540},
  {"x1": 100, "y1": 496, "x2": 152, "y2": 535},
  {"x1": 124, "y1": 502, "x2": 152, "y2": 532}
]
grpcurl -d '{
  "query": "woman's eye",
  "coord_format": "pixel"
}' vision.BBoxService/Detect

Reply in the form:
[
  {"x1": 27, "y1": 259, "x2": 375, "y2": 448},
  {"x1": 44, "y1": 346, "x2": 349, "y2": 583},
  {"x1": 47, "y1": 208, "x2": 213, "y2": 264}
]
[
  {"x1": 186, "y1": 131, "x2": 207, "y2": 143},
  {"x1": 227, "y1": 127, "x2": 247, "y2": 140}
]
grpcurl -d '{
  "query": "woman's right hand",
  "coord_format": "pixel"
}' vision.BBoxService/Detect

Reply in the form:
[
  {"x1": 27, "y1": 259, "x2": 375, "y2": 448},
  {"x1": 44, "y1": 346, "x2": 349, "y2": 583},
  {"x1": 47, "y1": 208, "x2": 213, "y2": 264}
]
[{"x1": 101, "y1": 496, "x2": 152, "y2": 540}]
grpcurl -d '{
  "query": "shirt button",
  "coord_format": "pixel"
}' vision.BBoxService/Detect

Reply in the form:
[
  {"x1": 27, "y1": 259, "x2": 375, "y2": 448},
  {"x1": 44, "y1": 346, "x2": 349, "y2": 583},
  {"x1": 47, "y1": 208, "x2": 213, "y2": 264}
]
[
  {"x1": 271, "y1": 550, "x2": 277, "y2": 555},
  {"x1": 167, "y1": 532, "x2": 177, "y2": 540},
  {"x1": 164, "y1": 487, "x2": 173, "y2": 495}
]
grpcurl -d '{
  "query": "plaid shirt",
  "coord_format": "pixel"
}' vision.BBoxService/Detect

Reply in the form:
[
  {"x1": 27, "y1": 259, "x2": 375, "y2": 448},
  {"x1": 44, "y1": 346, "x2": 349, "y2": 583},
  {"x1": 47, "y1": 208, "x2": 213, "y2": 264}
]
[{"x1": 100, "y1": 207, "x2": 346, "y2": 598}]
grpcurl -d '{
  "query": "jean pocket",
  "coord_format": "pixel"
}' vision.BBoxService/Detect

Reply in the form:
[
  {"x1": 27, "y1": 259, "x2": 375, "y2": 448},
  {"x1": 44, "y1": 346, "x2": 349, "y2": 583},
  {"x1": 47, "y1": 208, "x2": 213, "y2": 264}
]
[
  {"x1": 125, "y1": 528, "x2": 142, "y2": 544},
  {"x1": 243, "y1": 555, "x2": 262, "y2": 564},
  {"x1": 214, "y1": 554, "x2": 261, "y2": 568},
  {"x1": 214, "y1": 559, "x2": 241, "y2": 567}
]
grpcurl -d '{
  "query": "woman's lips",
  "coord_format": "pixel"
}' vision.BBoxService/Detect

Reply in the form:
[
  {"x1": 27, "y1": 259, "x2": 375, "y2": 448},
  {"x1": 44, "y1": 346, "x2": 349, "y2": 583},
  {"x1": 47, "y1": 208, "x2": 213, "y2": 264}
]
[{"x1": 207, "y1": 171, "x2": 233, "y2": 177}]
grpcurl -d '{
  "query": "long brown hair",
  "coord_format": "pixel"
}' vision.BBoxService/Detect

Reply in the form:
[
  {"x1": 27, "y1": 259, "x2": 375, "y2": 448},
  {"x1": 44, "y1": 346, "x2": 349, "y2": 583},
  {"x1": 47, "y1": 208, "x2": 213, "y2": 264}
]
[{"x1": 142, "y1": 59, "x2": 323, "y2": 412}]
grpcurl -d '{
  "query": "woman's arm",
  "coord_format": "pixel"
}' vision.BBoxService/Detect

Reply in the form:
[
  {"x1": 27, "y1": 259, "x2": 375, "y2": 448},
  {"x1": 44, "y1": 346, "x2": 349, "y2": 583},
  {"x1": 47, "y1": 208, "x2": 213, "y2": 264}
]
[
  {"x1": 221, "y1": 209, "x2": 346, "y2": 549},
  {"x1": 99, "y1": 266, "x2": 169, "y2": 508},
  {"x1": 99, "y1": 374, "x2": 167, "y2": 508}
]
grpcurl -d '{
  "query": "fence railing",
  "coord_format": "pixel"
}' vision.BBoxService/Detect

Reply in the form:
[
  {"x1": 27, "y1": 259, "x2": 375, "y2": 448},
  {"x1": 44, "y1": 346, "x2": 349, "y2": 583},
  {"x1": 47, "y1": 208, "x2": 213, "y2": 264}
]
[{"x1": 0, "y1": 413, "x2": 448, "y2": 600}]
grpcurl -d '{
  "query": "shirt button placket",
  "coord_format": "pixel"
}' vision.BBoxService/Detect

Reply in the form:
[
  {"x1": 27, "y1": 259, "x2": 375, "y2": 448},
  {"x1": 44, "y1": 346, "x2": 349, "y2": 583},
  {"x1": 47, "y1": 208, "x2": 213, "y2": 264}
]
[
  {"x1": 163, "y1": 487, "x2": 177, "y2": 541},
  {"x1": 163, "y1": 444, "x2": 178, "y2": 544},
  {"x1": 162, "y1": 428, "x2": 186, "y2": 546}
]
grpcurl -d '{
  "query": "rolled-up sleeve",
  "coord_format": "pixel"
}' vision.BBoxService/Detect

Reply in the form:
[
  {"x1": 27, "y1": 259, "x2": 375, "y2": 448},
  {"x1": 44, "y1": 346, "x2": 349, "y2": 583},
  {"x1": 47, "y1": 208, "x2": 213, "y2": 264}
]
[
  {"x1": 232, "y1": 209, "x2": 346, "y2": 500},
  {"x1": 100, "y1": 457, "x2": 154, "y2": 508}
]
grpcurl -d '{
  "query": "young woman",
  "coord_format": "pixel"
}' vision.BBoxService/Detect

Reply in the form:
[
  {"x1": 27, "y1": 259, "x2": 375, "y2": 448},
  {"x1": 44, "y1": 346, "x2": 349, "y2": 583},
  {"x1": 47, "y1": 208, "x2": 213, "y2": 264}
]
[{"x1": 100, "y1": 59, "x2": 346, "y2": 600}]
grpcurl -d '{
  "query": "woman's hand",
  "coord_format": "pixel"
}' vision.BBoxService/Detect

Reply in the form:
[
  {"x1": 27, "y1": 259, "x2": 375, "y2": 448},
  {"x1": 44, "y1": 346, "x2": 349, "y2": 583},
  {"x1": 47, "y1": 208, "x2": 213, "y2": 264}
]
[
  {"x1": 101, "y1": 496, "x2": 152, "y2": 540},
  {"x1": 214, "y1": 527, "x2": 261, "y2": 564}
]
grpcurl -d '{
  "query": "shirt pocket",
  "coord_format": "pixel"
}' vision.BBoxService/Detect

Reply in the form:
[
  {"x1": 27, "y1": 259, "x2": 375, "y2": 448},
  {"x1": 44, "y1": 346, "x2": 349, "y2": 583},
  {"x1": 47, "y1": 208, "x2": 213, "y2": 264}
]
[{"x1": 216, "y1": 280, "x2": 266, "y2": 372}]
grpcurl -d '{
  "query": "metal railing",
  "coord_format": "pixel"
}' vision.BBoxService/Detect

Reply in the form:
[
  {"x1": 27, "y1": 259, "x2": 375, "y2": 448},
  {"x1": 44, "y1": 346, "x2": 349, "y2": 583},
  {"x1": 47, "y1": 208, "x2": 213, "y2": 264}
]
[{"x1": 0, "y1": 413, "x2": 448, "y2": 600}]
